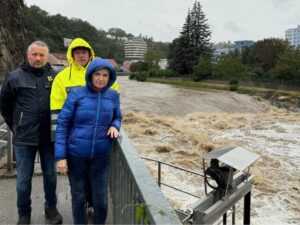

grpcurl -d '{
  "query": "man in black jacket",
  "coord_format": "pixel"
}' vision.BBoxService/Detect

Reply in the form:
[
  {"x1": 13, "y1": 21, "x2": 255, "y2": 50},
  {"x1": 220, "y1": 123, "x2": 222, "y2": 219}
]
[{"x1": 0, "y1": 41, "x2": 62, "y2": 225}]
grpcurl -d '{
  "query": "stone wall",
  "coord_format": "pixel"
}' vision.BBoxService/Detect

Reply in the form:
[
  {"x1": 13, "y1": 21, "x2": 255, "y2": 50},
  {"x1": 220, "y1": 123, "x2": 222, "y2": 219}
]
[{"x1": 0, "y1": 0, "x2": 27, "y2": 82}]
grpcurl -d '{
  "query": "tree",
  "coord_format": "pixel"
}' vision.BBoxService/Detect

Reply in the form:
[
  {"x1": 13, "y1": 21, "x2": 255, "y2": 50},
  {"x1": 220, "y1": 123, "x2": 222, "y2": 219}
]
[
  {"x1": 168, "y1": 0, "x2": 212, "y2": 75},
  {"x1": 130, "y1": 61, "x2": 148, "y2": 72},
  {"x1": 167, "y1": 37, "x2": 187, "y2": 75},
  {"x1": 192, "y1": 57, "x2": 212, "y2": 81},
  {"x1": 213, "y1": 52, "x2": 247, "y2": 80},
  {"x1": 269, "y1": 47, "x2": 300, "y2": 81},
  {"x1": 144, "y1": 48, "x2": 163, "y2": 69},
  {"x1": 107, "y1": 27, "x2": 126, "y2": 37},
  {"x1": 244, "y1": 38, "x2": 290, "y2": 72}
]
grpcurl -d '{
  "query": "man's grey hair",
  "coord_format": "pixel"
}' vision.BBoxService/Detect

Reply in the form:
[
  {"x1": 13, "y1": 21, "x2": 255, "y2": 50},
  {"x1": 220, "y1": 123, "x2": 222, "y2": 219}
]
[{"x1": 27, "y1": 40, "x2": 49, "y2": 54}]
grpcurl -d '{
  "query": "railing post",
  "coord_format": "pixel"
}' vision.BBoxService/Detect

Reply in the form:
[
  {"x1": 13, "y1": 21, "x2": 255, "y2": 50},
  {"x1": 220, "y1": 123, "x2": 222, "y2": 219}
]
[
  {"x1": 223, "y1": 213, "x2": 227, "y2": 225},
  {"x1": 244, "y1": 191, "x2": 251, "y2": 225},
  {"x1": 158, "y1": 161, "x2": 161, "y2": 187},
  {"x1": 232, "y1": 205, "x2": 236, "y2": 225},
  {"x1": 7, "y1": 130, "x2": 13, "y2": 173}
]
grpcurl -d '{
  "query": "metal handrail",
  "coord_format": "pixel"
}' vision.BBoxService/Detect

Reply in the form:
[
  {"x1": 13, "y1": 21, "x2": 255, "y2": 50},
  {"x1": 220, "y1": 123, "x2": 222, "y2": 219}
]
[
  {"x1": 141, "y1": 157, "x2": 205, "y2": 198},
  {"x1": 109, "y1": 128, "x2": 183, "y2": 224}
]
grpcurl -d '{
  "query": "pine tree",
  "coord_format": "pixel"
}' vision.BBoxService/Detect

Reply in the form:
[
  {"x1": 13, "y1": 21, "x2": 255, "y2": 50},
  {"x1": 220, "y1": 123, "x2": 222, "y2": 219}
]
[{"x1": 168, "y1": 0, "x2": 212, "y2": 75}]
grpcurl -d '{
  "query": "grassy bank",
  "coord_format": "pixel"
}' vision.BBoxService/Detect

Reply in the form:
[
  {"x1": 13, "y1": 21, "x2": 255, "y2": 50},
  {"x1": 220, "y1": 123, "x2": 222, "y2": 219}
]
[{"x1": 146, "y1": 78, "x2": 300, "y2": 98}]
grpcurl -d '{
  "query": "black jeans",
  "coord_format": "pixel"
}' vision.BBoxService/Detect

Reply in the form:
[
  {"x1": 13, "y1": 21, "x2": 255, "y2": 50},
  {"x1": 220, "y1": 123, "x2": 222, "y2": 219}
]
[
  {"x1": 15, "y1": 144, "x2": 57, "y2": 216},
  {"x1": 67, "y1": 154, "x2": 110, "y2": 225}
]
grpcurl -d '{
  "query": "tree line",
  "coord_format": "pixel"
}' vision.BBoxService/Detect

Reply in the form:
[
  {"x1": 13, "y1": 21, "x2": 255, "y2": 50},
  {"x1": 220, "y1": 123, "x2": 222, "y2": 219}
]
[
  {"x1": 26, "y1": 2, "x2": 300, "y2": 84},
  {"x1": 25, "y1": 5, "x2": 169, "y2": 64},
  {"x1": 131, "y1": 0, "x2": 300, "y2": 85}
]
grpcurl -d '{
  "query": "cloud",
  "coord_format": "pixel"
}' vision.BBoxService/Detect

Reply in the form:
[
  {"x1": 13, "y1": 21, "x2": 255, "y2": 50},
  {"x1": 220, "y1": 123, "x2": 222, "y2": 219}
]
[
  {"x1": 223, "y1": 21, "x2": 243, "y2": 34},
  {"x1": 268, "y1": 0, "x2": 295, "y2": 9}
]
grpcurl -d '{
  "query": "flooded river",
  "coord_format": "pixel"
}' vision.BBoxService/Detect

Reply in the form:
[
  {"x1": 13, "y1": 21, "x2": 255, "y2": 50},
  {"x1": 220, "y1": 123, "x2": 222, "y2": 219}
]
[{"x1": 118, "y1": 76, "x2": 300, "y2": 225}]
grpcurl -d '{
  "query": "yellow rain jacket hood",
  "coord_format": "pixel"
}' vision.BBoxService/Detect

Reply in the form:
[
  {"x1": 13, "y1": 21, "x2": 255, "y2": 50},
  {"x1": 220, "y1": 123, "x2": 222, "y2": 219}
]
[
  {"x1": 51, "y1": 38, "x2": 94, "y2": 111},
  {"x1": 66, "y1": 38, "x2": 95, "y2": 66}
]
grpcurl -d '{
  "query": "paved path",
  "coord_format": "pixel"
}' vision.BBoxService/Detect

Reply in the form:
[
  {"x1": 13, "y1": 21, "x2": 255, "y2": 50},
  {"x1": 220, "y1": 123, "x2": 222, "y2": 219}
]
[{"x1": 0, "y1": 175, "x2": 73, "y2": 224}]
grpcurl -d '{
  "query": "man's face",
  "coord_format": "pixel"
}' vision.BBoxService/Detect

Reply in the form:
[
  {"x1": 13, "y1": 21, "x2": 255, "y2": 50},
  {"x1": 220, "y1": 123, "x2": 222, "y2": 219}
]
[
  {"x1": 73, "y1": 48, "x2": 91, "y2": 67},
  {"x1": 27, "y1": 44, "x2": 48, "y2": 68}
]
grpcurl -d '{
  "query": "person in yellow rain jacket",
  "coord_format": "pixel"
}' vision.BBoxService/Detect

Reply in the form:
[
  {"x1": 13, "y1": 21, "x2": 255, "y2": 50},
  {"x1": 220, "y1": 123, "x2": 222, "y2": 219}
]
[
  {"x1": 50, "y1": 38, "x2": 119, "y2": 141},
  {"x1": 50, "y1": 38, "x2": 119, "y2": 216}
]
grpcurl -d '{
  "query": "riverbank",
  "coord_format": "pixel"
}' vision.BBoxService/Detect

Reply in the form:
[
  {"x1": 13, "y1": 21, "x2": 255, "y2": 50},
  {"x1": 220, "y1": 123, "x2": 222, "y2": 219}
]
[{"x1": 145, "y1": 78, "x2": 300, "y2": 112}]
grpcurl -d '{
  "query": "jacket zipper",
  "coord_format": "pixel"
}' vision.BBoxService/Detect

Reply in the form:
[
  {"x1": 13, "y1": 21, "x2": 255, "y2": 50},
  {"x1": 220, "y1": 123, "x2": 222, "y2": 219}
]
[
  {"x1": 91, "y1": 92, "x2": 101, "y2": 158},
  {"x1": 18, "y1": 112, "x2": 23, "y2": 126}
]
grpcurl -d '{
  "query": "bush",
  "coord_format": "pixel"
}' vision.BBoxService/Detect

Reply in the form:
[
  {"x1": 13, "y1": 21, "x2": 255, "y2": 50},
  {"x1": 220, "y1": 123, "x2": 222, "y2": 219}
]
[
  {"x1": 163, "y1": 69, "x2": 175, "y2": 77},
  {"x1": 228, "y1": 79, "x2": 239, "y2": 91},
  {"x1": 130, "y1": 61, "x2": 148, "y2": 72},
  {"x1": 229, "y1": 84, "x2": 239, "y2": 91},
  {"x1": 129, "y1": 72, "x2": 137, "y2": 80},
  {"x1": 136, "y1": 72, "x2": 147, "y2": 82},
  {"x1": 148, "y1": 68, "x2": 159, "y2": 77},
  {"x1": 229, "y1": 78, "x2": 239, "y2": 85}
]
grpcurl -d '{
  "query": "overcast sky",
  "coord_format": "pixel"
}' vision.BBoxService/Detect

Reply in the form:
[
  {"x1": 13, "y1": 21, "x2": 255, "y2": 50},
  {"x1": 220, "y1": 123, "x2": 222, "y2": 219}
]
[{"x1": 24, "y1": 0, "x2": 300, "y2": 43}]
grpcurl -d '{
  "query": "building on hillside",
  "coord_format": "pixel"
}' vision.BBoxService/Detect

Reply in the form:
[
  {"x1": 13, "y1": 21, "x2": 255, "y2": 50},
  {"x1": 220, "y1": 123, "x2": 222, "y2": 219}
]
[
  {"x1": 106, "y1": 34, "x2": 128, "y2": 41},
  {"x1": 234, "y1": 40, "x2": 255, "y2": 49},
  {"x1": 48, "y1": 53, "x2": 68, "y2": 72},
  {"x1": 213, "y1": 47, "x2": 235, "y2": 59},
  {"x1": 121, "y1": 61, "x2": 131, "y2": 72},
  {"x1": 285, "y1": 25, "x2": 300, "y2": 47},
  {"x1": 124, "y1": 37, "x2": 147, "y2": 61}
]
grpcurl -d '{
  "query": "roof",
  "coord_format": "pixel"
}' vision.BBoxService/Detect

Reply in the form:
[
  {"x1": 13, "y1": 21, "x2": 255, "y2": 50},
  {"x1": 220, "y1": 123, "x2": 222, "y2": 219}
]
[
  {"x1": 48, "y1": 53, "x2": 68, "y2": 66},
  {"x1": 107, "y1": 59, "x2": 119, "y2": 69}
]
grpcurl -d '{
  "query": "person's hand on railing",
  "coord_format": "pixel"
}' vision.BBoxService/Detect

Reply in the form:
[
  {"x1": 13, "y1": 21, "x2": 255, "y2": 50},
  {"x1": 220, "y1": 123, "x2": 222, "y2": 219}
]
[
  {"x1": 107, "y1": 127, "x2": 120, "y2": 138},
  {"x1": 56, "y1": 159, "x2": 68, "y2": 175}
]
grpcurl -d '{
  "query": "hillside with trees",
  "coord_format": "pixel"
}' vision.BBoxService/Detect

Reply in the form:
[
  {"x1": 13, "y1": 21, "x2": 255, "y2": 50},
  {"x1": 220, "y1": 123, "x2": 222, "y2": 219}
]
[{"x1": 25, "y1": 5, "x2": 169, "y2": 64}]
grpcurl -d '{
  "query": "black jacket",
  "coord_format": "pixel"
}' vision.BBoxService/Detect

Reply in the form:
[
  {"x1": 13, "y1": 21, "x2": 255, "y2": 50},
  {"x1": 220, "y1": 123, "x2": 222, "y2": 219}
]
[{"x1": 0, "y1": 62, "x2": 57, "y2": 146}]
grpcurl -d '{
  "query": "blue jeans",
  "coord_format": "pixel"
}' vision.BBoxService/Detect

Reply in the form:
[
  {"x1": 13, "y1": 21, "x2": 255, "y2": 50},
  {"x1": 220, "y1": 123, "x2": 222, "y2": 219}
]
[
  {"x1": 15, "y1": 144, "x2": 57, "y2": 216},
  {"x1": 67, "y1": 154, "x2": 110, "y2": 225}
]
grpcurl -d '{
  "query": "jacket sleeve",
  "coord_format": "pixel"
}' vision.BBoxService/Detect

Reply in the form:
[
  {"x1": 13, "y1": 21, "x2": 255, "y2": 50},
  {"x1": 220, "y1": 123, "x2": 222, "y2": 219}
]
[
  {"x1": 55, "y1": 89, "x2": 78, "y2": 160},
  {"x1": 0, "y1": 73, "x2": 15, "y2": 130},
  {"x1": 110, "y1": 81, "x2": 120, "y2": 94},
  {"x1": 110, "y1": 92, "x2": 122, "y2": 130},
  {"x1": 50, "y1": 74, "x2": 66, "y2": 142}
]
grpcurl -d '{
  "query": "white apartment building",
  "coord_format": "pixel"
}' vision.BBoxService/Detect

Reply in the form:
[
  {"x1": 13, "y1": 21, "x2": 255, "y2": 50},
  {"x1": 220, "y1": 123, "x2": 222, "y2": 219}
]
[
  {"x1": 285, "y1": 25, "x2": 300, "y2": 47},
  {"x1": 124, "y1": 37, "x2": 147, "y2": 61}
]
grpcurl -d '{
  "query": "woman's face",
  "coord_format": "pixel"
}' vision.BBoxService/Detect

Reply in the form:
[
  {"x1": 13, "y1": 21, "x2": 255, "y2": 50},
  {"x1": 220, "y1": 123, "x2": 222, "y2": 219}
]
[{"x1": 92, "y1": 68, "x2": 110, "y2": 90}]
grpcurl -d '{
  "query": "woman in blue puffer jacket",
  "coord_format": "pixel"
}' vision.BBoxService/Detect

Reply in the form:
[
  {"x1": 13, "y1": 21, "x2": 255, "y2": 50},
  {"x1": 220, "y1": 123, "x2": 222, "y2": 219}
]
[{"x1": 55, "y1": 58, "x2": 122, "y2": 225}]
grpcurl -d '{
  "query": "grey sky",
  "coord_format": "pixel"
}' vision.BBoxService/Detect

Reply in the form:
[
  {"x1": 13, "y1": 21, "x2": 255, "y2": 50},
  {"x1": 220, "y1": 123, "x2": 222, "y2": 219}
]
[{"x1": 24, "y1": 0, "x2": 300, "y2": 43}]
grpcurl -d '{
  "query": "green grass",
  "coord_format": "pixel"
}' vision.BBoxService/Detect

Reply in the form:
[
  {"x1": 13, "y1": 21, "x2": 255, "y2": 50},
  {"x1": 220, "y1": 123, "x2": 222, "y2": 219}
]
[{"x1": 146, "y1": 78, "x2": 300, "y2": 98}]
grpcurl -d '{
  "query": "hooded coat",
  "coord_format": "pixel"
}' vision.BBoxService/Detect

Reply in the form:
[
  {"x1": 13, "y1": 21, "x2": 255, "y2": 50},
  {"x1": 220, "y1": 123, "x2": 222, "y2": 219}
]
[
  {"x1": 55, "y1": 59, "x2": 122, "y2": 160},
  {"x1": 50, "y1": 38, "x2": 119, "y2": 141}
]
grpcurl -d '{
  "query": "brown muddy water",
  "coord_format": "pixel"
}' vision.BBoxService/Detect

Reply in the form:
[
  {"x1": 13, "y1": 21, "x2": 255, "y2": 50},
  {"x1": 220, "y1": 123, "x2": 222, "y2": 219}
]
[{"x1": 118, "y1": 76, "x2": 300, "y2": 225}]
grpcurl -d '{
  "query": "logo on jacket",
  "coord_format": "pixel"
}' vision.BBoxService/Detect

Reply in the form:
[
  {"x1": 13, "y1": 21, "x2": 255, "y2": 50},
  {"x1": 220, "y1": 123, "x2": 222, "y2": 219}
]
[{"x1": 47, "y1": 76, "x2": 53, "y2": 82}]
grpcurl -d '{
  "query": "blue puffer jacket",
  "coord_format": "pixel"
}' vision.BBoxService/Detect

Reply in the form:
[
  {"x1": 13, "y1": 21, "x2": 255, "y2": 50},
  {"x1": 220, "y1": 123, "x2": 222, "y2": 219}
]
[{"x1": 55, "y1": 59, "x2": 122, "y2": 160}]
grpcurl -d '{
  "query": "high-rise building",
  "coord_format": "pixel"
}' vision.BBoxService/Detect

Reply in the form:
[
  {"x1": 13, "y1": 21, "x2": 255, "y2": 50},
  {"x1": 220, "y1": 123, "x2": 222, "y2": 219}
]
[
  {"x1": 124, "y1": 37, "x2": 147, "y2": 61},
  {"x1": 285, "y1": 25, "x2": 300, "y2": 47}
]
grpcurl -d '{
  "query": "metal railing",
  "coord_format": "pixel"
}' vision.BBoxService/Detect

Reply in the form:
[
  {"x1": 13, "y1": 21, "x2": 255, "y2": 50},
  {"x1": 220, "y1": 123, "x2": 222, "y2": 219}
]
[
  {"x1": 110, "y1": 128, "x2": 182, "y2": 224},
  {"x1": 141, "y1": 157, "x2": 205, "y2": 198}
]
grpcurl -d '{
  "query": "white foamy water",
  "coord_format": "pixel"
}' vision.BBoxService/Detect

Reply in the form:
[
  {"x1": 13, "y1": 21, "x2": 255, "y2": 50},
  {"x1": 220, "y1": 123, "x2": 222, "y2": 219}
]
[
  {"x1": 119, "y1": 77, "x2": 299, "y2": 224},
  {"x1": 124, "y1": 111, "x2": 300, "y2": 225}
]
